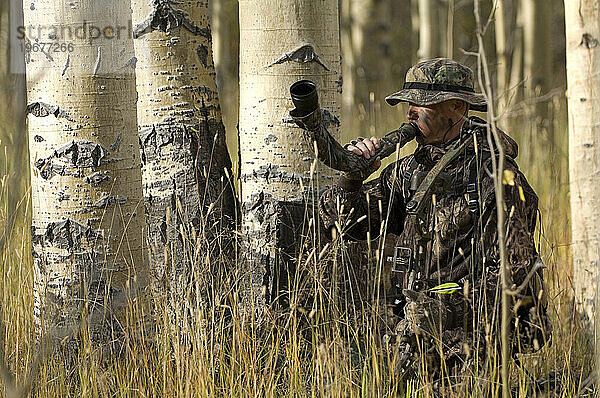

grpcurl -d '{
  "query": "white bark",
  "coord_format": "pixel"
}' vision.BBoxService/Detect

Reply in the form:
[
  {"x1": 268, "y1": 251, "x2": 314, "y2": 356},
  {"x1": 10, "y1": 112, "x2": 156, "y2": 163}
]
[
  {"x1": 239, "y1": 0, "x2": 341, "y2": 314},
  {"x1": 446, "y1": 0, "x2": 454, "y2": 59},
  {"x1": 494, "y1": 0, "x2": 508, "y2": 116},
  {"x1": 131, "y1": 0, "x2": 236, "y2": 322},
  {"x1": 565, "y1": 0, "x2": 600, "y2": 327},
  {"x1": 24, "y1": 0, "x2": 147, "y2": 348},
  {"x1": 418, "y1": 0, "x2": 441, "y2": 60}
]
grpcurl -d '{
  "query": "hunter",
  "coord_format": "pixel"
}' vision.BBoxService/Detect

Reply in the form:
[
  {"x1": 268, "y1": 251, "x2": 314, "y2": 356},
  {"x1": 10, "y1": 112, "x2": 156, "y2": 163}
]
[{"x1": 318, "y1": 58, "x2": 551, "y2": 381}]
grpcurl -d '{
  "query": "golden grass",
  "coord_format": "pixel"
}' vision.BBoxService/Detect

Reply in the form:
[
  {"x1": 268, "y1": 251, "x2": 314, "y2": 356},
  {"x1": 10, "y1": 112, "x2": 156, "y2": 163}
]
[{"x1": 0, "y1": 91, "x2": 594, "y2": 397}]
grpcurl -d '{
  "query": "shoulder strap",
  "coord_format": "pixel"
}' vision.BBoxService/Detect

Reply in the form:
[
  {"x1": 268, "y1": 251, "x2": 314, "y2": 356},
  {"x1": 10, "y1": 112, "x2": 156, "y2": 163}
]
[
  {"x1": 466, "y1": 148, "x2": 491, "y2": 219},
  {"x1": 401, "y1": 156, "x2": 419, "y2": 200},
  {"x1": 405, "y1": 135, "x2": 474, "y2": 219}
]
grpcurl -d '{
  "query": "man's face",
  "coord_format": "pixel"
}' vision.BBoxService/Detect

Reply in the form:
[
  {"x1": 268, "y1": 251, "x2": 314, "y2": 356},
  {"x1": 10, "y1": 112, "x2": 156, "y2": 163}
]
[{"x1": 405, "y1": 101, "x2": 462, "y2": 145}]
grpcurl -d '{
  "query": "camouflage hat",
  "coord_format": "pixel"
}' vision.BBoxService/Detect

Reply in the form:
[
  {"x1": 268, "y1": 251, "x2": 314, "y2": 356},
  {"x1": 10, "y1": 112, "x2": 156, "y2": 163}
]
[{"x1": 385, "y1": 58, "x2": 487, "y2": 112}]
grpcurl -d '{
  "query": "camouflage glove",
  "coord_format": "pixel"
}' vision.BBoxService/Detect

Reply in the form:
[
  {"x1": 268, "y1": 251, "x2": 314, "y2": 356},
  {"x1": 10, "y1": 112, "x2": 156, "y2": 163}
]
[
  {"x1": 340, "y1": 137, "x2": 381, "y2": 182},
  {"x1": 290, "y1": 107, "x2": 322, "y2": 132},
  {"x1": 344, "y1": 137, "x2": 366, "y2": 149},
  {"x1": 402, "y1": 289, "x2": 452, "y2": 337}
]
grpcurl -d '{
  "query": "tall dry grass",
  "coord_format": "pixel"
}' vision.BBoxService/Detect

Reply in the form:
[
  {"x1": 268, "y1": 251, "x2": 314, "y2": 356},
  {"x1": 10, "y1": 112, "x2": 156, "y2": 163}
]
[
  {"x1": 0, "y1": 6, "x2": 593, "y2": 390},
  {"x1": 0, "y1": 91, "x2": 595, "y2": 397}
]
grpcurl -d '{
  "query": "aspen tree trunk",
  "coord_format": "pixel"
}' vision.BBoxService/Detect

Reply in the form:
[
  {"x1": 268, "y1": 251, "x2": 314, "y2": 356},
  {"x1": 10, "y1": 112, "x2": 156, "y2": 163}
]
[
  {"x1": 418, "y1": 0, "x2": 441, "y2": 60},
  {"x1": 239, "y1": 0, "x2": 341, "y2": 316},
  {"x1": 131, "y1": 0, "x2": 236, "y2": 323},
  {"x1": 24, "y1": 0, "x2": 148, "y2": 349},
  {"x1": 523, "y1": 0, "x2": 551, "y2": 123},
  {"x1": 342, "y1": 0, "x2": 412, "y2": 137},
  {"x1": 437, "y1": 0, "x2": 448, "y2": 57},
  {"x1": 0, "y1": 3, "x2": 5, "y2": 67},
  {"x1": 211, "y1": 0, "x2": 240, "y2": 152},
  {"x1": 565, "y1": 0, "x2": 600, "y2": 329},
  {"x1": 446, "y1": 0, "x2": 454, "y2": 59},
  {"x1": 494, "y1": 0, "x2": 508, "y2": 118},
  {"x1": 508, "y1": 1, "x2": 524, "y2": 111},
  {"x1": 411, "y1": 0, "x2": 420, "y2": 56},
  {"x1": 340, "y1": 0, "x2": 355, "y2": 140}
]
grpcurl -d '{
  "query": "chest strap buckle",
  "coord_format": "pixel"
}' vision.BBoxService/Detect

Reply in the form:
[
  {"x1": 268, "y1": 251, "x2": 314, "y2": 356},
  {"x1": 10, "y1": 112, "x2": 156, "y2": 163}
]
[{"x1": 392, "y1": 246, "x2": 412, "y2": 273}]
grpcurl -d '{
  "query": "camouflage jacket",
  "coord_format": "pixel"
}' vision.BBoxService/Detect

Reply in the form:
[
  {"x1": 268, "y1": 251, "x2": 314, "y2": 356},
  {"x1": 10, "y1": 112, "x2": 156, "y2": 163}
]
[{"x1": 319, "y1": 116, "x2": 550, "y2": 354}]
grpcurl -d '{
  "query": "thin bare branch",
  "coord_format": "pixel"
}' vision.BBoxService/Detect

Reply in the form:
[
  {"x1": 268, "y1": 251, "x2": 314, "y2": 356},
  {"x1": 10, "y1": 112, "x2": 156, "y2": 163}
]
[{"x1": 474, "y1": 1, "x2": 511, "y2": 396}]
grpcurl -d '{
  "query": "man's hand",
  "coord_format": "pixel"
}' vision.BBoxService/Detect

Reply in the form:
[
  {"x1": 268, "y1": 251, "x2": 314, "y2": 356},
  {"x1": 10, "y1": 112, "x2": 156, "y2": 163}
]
[
  {"x1": 346, "y1": 136, "x2": 381, "y2": 164},
  {"x1": 343, "y1": 137, "x2": 382, "y2": 180}
]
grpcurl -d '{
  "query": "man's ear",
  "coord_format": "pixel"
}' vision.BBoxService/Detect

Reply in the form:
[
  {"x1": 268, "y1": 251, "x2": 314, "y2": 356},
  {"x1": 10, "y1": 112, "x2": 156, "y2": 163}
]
[{"x1": 452, "y1": 100, "x2": 469, "y2": 115}]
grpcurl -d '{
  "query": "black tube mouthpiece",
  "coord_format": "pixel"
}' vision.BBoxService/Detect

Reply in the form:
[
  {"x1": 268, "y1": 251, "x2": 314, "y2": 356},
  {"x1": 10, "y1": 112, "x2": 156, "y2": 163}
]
[{"x1": 290, "y1": 80, "x2": 319, "y2": 116}]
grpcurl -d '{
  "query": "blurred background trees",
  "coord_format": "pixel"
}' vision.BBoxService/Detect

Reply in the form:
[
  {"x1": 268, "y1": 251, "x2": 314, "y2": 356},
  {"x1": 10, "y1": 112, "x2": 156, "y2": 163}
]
[
  {"x1": 0, "y1": 0, "x2": 25, "y2": 248},
  {"x1": 340, "y1": 0, "x2": 412, "y2": 137},
  {"x1": 209, "y1": 0, "x2": 565, "y2": 154},
  {"x1": 0, "y1": 0, "x2": 566, "y2": 209}
]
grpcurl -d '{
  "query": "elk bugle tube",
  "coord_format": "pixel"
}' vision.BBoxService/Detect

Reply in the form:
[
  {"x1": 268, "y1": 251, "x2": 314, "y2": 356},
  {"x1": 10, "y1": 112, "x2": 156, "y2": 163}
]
[{"x1": 290, "y1": 79, "x2": 420, "y2": 174}]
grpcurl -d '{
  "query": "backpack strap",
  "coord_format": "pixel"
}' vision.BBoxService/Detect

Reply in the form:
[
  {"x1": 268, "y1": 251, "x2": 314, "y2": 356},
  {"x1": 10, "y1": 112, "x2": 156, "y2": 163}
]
[
  {"x1": 401, "y1": 156, "x2": 419, "y2": 201},
  {"x1": 465, "y1": 149, "x2": 491, "y2": 221},
  {"x1": 405, "y1": 135, "x2": 474, "y2": 220}
]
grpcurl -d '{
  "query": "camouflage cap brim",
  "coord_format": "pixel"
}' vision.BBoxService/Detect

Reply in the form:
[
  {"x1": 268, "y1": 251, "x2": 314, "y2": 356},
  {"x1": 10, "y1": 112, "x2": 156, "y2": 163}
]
[{"x1": 385, "y1": 88, "x2": 487, "y2": 112}]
